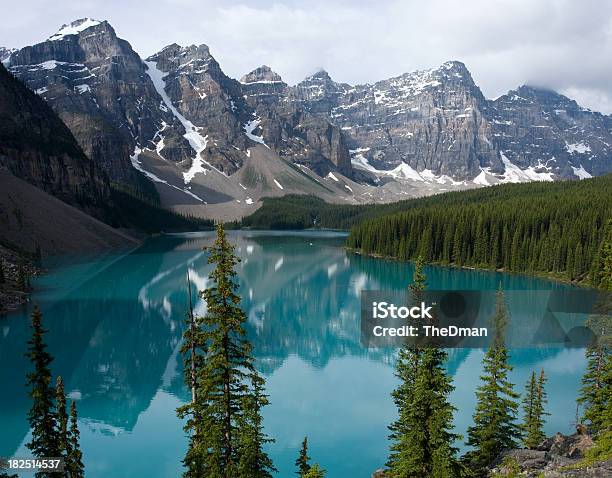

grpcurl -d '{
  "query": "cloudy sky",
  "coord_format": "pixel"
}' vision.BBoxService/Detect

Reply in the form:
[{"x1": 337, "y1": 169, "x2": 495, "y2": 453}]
[{"x1": 3, "y1": 0, "x2": 612, "y2": 113}]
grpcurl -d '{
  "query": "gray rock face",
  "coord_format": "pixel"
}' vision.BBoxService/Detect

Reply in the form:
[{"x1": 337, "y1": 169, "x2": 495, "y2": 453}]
[
  {"x1": 239, "y1": 65, "x2": 353, "y2": 176},
  {"x1": 491, "y1": 85, "x2": 612, "y2": 178},
  {"x1": 7, "y1": 19, "x2": 191, "y2": 190},
  {"x1": 290, "y1": 61, "x2": 503, "y2": 179},
  {"x1": 0, "y1": 63, "x2": 109, "y2": 213},
  {"x1": 7, "y1": 18, "x2": 611, "y2": 200},
  {"x1": 145, "y1": 43, "x2": 250, "y2": 174}
]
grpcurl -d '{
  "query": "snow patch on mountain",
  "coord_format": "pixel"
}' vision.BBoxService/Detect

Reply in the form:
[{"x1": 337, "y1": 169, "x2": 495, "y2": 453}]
[
  {"x1": 565, "y1": 142, "x2": 591, "y2": 154},
  {"x1": 130, "y1": 146, "x2": 204, "y2": 202},
  {"x1": 145, "y1": 60, "x2": 213, "y2": 183},
  {"x1": 572, "y1": 165, "x2": 592, "y2": 179},
  {"x1": 244, "y1": 118, "x2": 269, "y2": 148},
  {"x1": 49, "y1": 18, "x2": 102, "y2": 41},
  {"x1": 500, "y1": 152, "x2": 554, "y2": 182}
]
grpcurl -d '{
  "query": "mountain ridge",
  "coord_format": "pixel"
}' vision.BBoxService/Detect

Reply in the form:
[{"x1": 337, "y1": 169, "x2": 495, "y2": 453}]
[{"x1": 3, "y1": 18, "x2": 612, "y2": 220}]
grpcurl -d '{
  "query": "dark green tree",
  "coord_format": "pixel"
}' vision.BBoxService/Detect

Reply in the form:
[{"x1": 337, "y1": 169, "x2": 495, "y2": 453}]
[
  {"x1": 25, "y1": 305, "x2": 60, "y2": 462},
  {"x1": 522, "y1": 370, "x2": 548, "y2": 449},
  {"x1": 177, "y1": 271, "x2": 209, "y2": 478},
  {"x1": 237, "y1": 372, "x2": 276, "y2": 478},
  {"x1": 66, "y1": 401, "x2": 84, "y2": 478},
  {"x1": 578, "y1": 345, "x2": 610, "y2": 434},
  {"x1": 387, "y1": 257, "x2": 463, "y2": 477},
  {"x1": 465, "y1": 288, "x2": 520, "y2": 476},
  {"x1": 295, "y1": 437, "x2": 311, "y2": 477},
  {"x1": 179, "y1": 224, "x2": 274, "y2": 478},
  {"x1": 55, "y1": 376, "x2": 69, "y2": 457}
]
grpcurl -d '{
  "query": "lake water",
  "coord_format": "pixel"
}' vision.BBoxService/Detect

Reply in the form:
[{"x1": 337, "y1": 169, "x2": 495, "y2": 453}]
[{"x1": 0, "y1": 231, "x2": 589, "y2": 477}]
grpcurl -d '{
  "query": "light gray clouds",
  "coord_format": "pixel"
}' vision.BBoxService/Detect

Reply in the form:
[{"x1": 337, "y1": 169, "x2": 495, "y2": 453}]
[{"x1": 3, "y1": 0, "x2": 612, "y2": 112}]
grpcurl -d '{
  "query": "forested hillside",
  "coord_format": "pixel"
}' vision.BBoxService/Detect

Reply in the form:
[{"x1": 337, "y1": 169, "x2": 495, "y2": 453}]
[{"x1": 346, "y1": 175, "x2": 612, "y2": 284}]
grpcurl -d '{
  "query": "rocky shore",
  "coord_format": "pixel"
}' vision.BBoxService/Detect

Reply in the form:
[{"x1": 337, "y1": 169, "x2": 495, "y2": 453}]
[
  {"x1": 0, "y1": 244, "x2": 40, "y2": 314},
  {"x1": 372, "y1": 431, "x2": 612, "y2": 477}
]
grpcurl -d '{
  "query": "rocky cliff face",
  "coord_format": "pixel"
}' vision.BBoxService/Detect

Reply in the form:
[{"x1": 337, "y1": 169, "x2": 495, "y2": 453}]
[
  {"x1": 7, "y1": 19, "x2": 190, "y2": 190},
  {"x1": 491, "y1": 86, "x2": 612, "y2": 179},
  {"x1": 287, "y1": 62, "x2": 612, "y2": 181},
  {"x1": 6, "y1": 18, "x2": 612, "y2": 215},
  {"x1": 290, "y1": 61, "x2": 503, "y2": 180},
  {"x1": 0, "y1": 62, "x2": 109, "y2": 210},
  {"x1": 240, "y1": 65, "x2": 353, "y2": 176}
]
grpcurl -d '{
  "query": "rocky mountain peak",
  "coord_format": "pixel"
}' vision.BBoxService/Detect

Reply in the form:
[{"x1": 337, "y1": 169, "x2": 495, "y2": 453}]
[
  {"x1": 240, "y1": 65, "x2": 284, "y2": 85},
  {"x1": 48, "y1": 18, "x2": 105, "y2": 41},
  {"x1": 147, "y1": 43, "x2": 213, "y2": 72},
  {"x1": 0, "y1": 47, "x2": 17, "y2": 65}
]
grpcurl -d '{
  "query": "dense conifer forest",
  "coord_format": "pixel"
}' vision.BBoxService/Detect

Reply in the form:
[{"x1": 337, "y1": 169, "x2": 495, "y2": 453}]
[
  {"x1": 239, "y1": 176, "x2": 612, "y2": 284},
  {"x1": 346, "y1": 176, "x2": 612, "y2": 284}
]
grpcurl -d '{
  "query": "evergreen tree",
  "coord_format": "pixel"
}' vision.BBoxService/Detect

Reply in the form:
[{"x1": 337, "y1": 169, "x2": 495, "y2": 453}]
[
  {"x1": 465, "y1": 288, "x2": 520, "y2": 476},
  {"x1": 522, "y1": 370, "x2": 548, "y2": 449},
  {"x1": 55, "y1": 376, "x2": 69, "y2": 457},
  {"x1": 387, "y1": 257, "x2": 463, "y2": 477},
  {"x1": 179, "y1": 224, "x2": 274, "y2": 478},
  {"x1": 592, "y1": 220, "x2": 612, "y2": 290},
  {"x1": 237, "y1": 372, "x2": 276, "y2": 478},
  {"x1": 303, "y1": 464, "x2": 326, "y2": 478},
  {"x1": 25, "y1": 305, "x2": 60, "y2": 462},
  {"x1": 578, "y1": 345, "x2": 611, "y2": 434},
  {"x1": 295, "y1": 437, "x2": 311, "y2": 477},
  {"x1": 0, "y1": 259, "x2": 5, "y2": 284},
  {"x1": 176, "y1": 271, "x2": 209, "y2": 478},
  {"x1": 66, "y1": 401, "x2": 84, "y2": 478}
]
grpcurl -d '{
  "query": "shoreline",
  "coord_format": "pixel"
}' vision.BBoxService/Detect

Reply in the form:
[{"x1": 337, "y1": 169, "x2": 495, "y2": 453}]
[{"x1": 346, "y1": 247, "x2": 597, "y2": 289}]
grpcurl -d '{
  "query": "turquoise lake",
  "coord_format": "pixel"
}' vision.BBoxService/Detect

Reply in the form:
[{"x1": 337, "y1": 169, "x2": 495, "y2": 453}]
[{"x1": 0, "y1": 231, "x2": 590, "y2": 477}]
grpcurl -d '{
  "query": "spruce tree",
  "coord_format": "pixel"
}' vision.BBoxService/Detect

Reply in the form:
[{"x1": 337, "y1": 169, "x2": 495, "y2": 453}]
[
  {"x1": 177, "y1": 271, "x2": 209, "y2": 478},
  {"x1": 66, "y1": 401, "x2": 84, "y2": 478},
  {"x1": 522, "y1": 370, "x2": 548, "y2": 449},
  {"x1": 25, "y1": 305, "x2": 60, "y2": 461},
  {"x1": 465, "y1": 288, "x2": 520, "y2": 475},
  {"x1": 237, "y1": 372, "x2": 276, "y2": 478},
  {"x1": 179, "y1": 224, "x2": 274, "y2": 478},
  {"x1": 55, "y1": 376, "x2": 69, "y2": 457},
  {"x1": 295, "y1": 437, "x2": 311, "y2": 477},
  {"x1": 578, "y1": 345, "x2": 610, "y2": 434},
  {"x1": 387, "y1": 257, "x2": 463, "y2": 477},
  {"x1": 303, "y1": 464, "x2": 326, "y2": 478}
]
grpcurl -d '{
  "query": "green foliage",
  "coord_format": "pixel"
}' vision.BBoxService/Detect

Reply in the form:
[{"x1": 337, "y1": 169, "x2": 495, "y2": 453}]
[
  {"x1": 578, "y1": 345, "x2": 611, "y2": 435},
  {"x1": 178, "y1": 225, "x2": 274, "y2": 478},
  {"x1": 387, "y1": 259, "x2": 463, "y2": 477},
  {"x1": 303, "y1": 464, "x2": 326, "y2": 478},
  {"x1": 490, "y1": 456, "x2": 521, "y2": 478},
  {"x1": 55, "y1": 377, "x2": 69, "y2": 456},
  {"x1": 592, "y1": 220, "x2": 612, "y2": 290},
  {"x1": 237, "y1": 373, "x2": 277, "y2": 478},
  {"x1": 109, "y1": 185, "x2": 213, "y2": 233},
  {"x1": 295, "y1": 437, "x2": 311, "y2": 477},
  {"x1": 464, "y1": 289, "x2": 521, "y2": 476},
  {"x1": 66, "y1": 401, "x2": 84, "y2": 478},
  {"x1": 346, "y1": 175, "x2": 612, "y2": 285},
  {"x1": 521, "y1": 370, "x2": 549, "y2": 449},
  {"x1": 25, "y1": 306, "x2": 60, "y2": 462}
]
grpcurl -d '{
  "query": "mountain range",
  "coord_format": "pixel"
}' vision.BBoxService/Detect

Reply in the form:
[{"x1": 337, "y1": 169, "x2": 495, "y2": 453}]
[{"x1": 3, "y1": 18, "x2": 612, "y2": 220}]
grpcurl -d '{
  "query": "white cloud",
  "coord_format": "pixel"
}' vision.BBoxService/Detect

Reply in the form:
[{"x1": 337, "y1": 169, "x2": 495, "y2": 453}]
[{"x1": 3, "y1": 0, "x2": 612, "y2": 113}]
